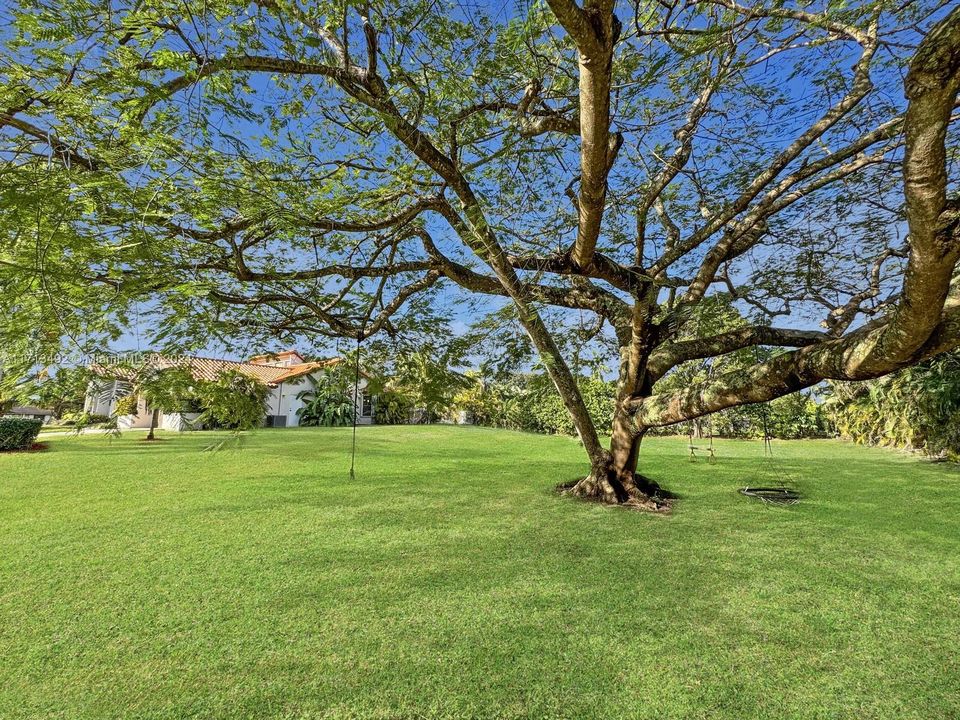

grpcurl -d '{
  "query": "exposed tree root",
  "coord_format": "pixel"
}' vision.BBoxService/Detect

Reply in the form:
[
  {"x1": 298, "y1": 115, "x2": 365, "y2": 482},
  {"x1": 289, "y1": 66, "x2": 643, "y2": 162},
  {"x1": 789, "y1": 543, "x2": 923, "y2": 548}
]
[{"x1": 557, "y1": 473, "x2": 674, "y2": 513}]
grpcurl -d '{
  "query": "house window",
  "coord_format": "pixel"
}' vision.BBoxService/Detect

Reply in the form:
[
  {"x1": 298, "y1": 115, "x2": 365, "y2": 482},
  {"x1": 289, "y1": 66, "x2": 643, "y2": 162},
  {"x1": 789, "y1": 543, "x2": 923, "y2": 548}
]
[{"x1": 361, "y1": 392, "x2": 373, "y2": 417}]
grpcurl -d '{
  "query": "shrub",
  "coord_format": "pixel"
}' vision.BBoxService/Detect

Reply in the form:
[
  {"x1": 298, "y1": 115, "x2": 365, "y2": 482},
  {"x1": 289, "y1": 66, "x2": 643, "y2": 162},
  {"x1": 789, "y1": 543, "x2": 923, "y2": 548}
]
[
  {"x1": 297, "y1": 392, "x2": 354, "y2": 427},
  {"x1": 453, "y1": 373, "x2": 615, "y2": 437},
  {"x1": 195, "y1": 371, "x2": 267, "y2": 430},
  {"x1": 457, "y1": 371, "x2": 829, "y2": 441},
  {"x1": 0, "y1": 418, "x2": 43, "y2": 451},
  {"x1": 68, "y1": 412, "x2": 112, "y2": 436},
  {"x1": 295, "y1": 367, "x2": 356, "y2": 427},
  {"x1": 113, "y1": 395, "x2": 138, "y2": 416},
  {"x1": 390, "y1": 348, "x2": 471, "y2": 422},
  {"x1": 373, "y1": 389, "x2": 414, "y2": 425},
  {"x1": 825, "y1": 350, "x2": 960, "y2": 459},
  {"x1": 68, "y1": 412, "x2": 110, "y2": 428}
]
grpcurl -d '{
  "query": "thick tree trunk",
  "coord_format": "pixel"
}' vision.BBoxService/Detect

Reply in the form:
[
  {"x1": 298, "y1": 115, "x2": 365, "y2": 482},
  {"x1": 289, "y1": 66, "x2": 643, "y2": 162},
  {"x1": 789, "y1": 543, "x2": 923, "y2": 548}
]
[
  {"x1": 564, "y1": 309, "x2": 671, "y2": 512},
  {"x1": 565, "y1": 425, "x2": 669, "y2": 511},
  {"x1": 146, "y1": 408, "x2": 159, "y2": 440}
]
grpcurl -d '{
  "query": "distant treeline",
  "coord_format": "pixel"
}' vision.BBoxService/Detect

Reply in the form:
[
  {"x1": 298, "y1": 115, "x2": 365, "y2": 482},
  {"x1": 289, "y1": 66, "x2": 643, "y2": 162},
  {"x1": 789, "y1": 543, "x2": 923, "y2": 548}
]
[
  {"x1": 431, "y1": 356, "x2": 959, "y2": 460},
  {"x1": 447, "y1": 373, "x2": 831, "y2": 441}
]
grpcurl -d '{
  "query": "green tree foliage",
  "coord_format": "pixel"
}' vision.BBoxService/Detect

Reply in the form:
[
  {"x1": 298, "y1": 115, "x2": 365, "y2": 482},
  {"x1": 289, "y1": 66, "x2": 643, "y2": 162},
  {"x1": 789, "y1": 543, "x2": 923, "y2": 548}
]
[
  {"x1": 825, "y1": 352, "x2": 960, "y2": 459},
  {"x1": 112, "y1": 394, "x2": 138, "y2": 417},
  {"x1": 63, "y1": 412, "x2": 110, "y2": 428},
  {"x1": 194, "y1": 371, "x2": 268, "y2": 432},
  {"x1": 767, "y1": 393, "x2": 832, "y2": 441},
  {"x1": 455, "y1": 370, "x2": 828, "y2": 440},
  {"x1": 454, "y1": 373, "x2": 615, "y2": 436},
  {"x1": 0, "y1": 159, "x2": 144, "y2": 392},
  {"x1": 2, "y1": 365, "x2": 92, "y2": 418},
  {"x1": 389, "y1": 348, "x2": 472, "y2": 423},
  {"x1": 135, "y1": 367, "x2": 197, "y2": 440},
  {"x1": 295, "y1": 367, "x2": 355, "y2": 427},
  {"x1": 647, "y1": 296, "x2": 832, "y2": 440},
  {"x1": 372, "y1": 389, "x2": 415, "y2": 426},
  {"x1": 692, "y1": 392, "x2": 830, "y2": 440},
  {"x1": 22, "y1": 367, "x2": 93, "y2": 418}
]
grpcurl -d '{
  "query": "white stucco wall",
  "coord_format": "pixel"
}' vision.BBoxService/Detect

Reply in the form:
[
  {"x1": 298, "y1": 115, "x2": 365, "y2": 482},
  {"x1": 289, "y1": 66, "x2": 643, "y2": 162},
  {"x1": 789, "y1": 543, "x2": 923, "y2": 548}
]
[
  {"x1": 160, "y1": 412, "x2": 202, "y2": 431},
  {"x1": 266, "y1": 372, "x2": 373, "y2": 427}
]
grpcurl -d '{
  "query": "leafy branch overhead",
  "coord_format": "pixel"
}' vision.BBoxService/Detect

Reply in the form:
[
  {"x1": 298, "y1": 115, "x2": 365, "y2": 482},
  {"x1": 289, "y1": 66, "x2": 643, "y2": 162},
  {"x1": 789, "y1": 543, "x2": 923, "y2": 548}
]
[{"x1": 1, "y1": 0, "x2": 959, "y2": 505}]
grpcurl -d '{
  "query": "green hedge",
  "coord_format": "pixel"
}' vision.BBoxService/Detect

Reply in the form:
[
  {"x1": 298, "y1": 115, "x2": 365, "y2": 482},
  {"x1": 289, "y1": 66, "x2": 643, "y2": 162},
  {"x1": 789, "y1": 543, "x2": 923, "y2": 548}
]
[
  {"x1": 0, "y1": 418, "x2": 44, "y2": 451},
  {"x1": 454, "y1": 374, "x2": 616, "y2": 437},
  {"x1": 455, "y1": 373, "x2": 831, "y2": 441},
  {"x1": 825, "y1": 350, "x2": 960, "y2": 459}
]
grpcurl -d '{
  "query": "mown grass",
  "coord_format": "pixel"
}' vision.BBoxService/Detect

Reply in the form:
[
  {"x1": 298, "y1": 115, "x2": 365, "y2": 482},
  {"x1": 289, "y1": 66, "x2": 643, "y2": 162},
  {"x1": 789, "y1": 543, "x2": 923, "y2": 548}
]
[{"x1": 1, "y1": 426, "x2": 959, "y2": 719}]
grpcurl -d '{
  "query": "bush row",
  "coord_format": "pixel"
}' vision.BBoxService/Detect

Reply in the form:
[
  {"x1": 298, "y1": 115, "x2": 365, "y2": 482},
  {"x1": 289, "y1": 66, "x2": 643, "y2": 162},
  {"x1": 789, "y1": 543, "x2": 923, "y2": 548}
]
[
  {"x1": 0, "y1": 418, "x2": 43, "y2": 451},
  {"x1": 453, "y1": 375, "x2": 615, "y2": 436},
  {"x1": 823, "y1": 350, "x2": 960, "y2": 459},
  {"x1": 449, "y1": 374, "x2": 831, "y2": 440}
]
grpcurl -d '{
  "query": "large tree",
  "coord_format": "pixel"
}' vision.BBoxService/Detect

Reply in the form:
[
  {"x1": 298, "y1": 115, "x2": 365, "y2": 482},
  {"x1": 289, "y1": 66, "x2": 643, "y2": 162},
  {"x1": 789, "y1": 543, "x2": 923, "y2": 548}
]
[{"x1": 1, "y1": 0, "x2": 959, "y2": 507}]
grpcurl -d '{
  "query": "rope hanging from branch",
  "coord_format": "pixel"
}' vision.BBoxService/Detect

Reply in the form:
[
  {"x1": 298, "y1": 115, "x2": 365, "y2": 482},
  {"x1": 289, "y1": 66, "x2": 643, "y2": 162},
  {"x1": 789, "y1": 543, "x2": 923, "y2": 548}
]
[
  {"x1": 348, "y1": 247, "x2": 393, "y2": 479},
  {"x1": 755, "y1": 344, "x2": 773, "y2": 458},
  {"x1": 688, "y1": 364, "x2": 717, "y2": 463},
  {"x1": 740, "y1": 342, "x2": 801, "y2": 505},
  {"x1": 349, "y1": 331, "x2": 362, "y2": 481}
]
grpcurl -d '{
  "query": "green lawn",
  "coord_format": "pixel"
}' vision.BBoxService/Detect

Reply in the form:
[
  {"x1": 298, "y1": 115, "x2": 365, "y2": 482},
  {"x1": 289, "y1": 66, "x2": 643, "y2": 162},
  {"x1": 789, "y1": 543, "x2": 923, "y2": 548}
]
[
  {"x1": 37, "y1": 424, "x2": 71, "y2": 433},
  {"x1": 1, "y1": 427, "x2": 959, "y2": 719}
]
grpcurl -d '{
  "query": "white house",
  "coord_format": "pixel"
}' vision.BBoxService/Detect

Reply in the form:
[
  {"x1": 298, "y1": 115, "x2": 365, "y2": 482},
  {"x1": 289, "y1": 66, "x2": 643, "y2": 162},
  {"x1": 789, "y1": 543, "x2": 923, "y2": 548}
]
[{"x1": 84, "y1": 350, "x2": 374, "y2": 431}]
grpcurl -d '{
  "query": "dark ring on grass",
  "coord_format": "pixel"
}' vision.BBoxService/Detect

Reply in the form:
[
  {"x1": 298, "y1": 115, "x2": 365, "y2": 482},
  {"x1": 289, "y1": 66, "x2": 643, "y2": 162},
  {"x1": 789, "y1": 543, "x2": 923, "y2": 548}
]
[{"x1": 739, "y1": 487, "x2": 800, "y2": 505}]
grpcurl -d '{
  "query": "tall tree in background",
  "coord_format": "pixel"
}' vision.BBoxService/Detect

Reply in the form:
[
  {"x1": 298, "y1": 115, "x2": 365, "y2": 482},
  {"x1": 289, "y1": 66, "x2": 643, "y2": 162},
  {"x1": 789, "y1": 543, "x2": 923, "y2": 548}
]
[
  {"x1": 135, "y1": 366, "x2": 195, "y2": 440},
  {"x1": 1, "y1": 0, "x2": 959, "y2": 507},
  {"x1": 19, "y1": 366, "x2": 92, "y2": 418}
]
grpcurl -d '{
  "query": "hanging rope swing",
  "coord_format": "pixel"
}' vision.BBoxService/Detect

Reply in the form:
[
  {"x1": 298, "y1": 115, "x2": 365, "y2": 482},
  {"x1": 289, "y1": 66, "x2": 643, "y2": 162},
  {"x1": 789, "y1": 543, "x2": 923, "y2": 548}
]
[
  {"x1": 349, "y1": 330, "x2": 362, "y2": 481},
  {"x1": 739, "y1": 344, "x2": 801, "y2": 505},
  {"x1": 345, "y1": 242, "x2": 397, "y2": 479},
  {"x1": 687, "y1": 416, "x2": 716, "y2": 463},
  {"x1": 688, "y1": 363, "x2": 717, "y2": 463}
]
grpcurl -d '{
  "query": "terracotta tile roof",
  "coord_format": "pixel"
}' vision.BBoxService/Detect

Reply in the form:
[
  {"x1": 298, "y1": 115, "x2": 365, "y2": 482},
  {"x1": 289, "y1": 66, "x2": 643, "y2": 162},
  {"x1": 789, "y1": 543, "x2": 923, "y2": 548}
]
[
  {"x1": 269, "y1": 359, "x2": 342, "y2": 384},
  {"x1": 90, "y1": 355, "x2": 343, "y2": 387},
  {"x1": 248, "y1": 350, "x2": 306, "y2": 365}
]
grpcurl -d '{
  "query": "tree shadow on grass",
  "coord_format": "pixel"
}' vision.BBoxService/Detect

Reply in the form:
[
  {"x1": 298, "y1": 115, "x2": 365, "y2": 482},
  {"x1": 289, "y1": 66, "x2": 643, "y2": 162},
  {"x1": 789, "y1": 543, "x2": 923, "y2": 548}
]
[{"x1": 45, "y1": 433, "x2": 240, "y2": 456}]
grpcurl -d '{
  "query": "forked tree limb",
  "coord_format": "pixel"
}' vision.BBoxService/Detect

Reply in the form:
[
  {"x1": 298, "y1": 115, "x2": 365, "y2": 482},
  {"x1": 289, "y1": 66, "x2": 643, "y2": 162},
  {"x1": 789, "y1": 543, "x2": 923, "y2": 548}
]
[
  {"x1": 633, "y1": 6, "x2": 960, "y2": 427},
  {"x1": 646, "y1": 326, "x2": 829, "y2": 382},
  {"x1": 547, "y1": 0, "x2": 619, "y2": 269}
]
